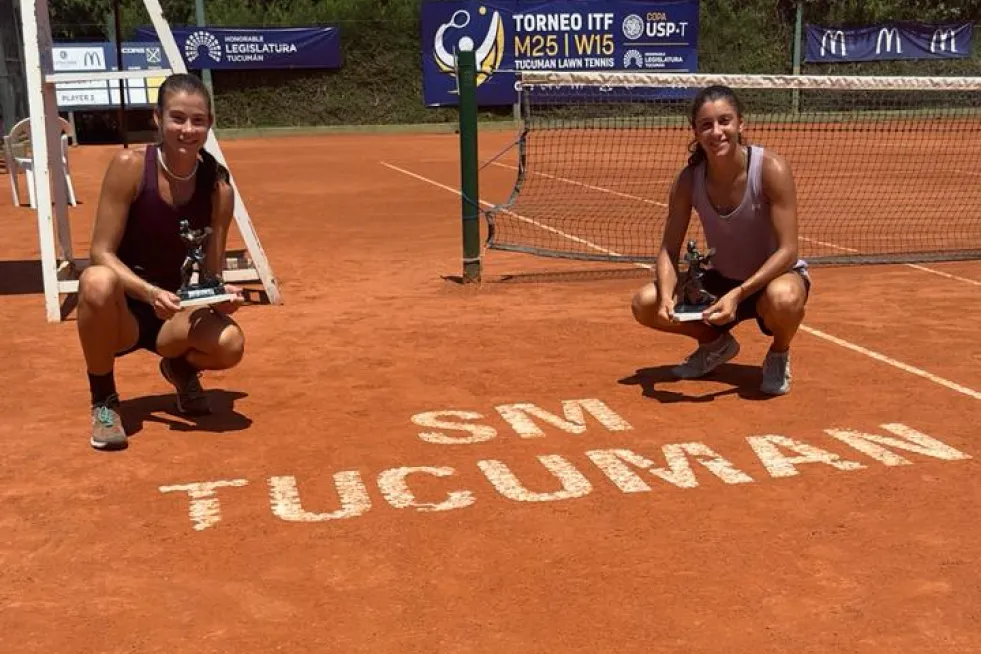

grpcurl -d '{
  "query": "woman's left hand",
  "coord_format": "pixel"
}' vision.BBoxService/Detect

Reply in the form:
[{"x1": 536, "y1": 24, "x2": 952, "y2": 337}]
[
  {"x1": 702, "y1": 289, "x2": 742, "y2": 325},
  {"x1": 214, "y1": 283, "x2": 245, "y2": 314}
]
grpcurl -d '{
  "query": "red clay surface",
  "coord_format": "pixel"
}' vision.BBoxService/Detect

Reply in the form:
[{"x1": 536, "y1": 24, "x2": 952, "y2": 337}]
[{"x1": 0, "y1": 131, "x2": 979, "y2": 653}]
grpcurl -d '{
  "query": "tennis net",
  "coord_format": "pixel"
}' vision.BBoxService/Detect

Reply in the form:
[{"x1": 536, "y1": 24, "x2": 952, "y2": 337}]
[{"x1": 485, "y1": 72, "x2": 981, "y2": 266}]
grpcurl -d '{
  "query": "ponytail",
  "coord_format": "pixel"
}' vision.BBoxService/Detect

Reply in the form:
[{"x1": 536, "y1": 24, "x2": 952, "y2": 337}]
[
  {"x1": 197, "y1": 147, "x2": 230, "y2": 195},
  {"x1": 687, "y1": 141, "x2": 707, "y2": 168}
]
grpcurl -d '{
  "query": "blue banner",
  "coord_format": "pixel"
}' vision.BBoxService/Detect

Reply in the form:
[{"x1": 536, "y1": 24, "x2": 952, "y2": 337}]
[
  {"x1": 805, "y1": 22, "x2": 973, "y2": 63},
  {"x1": 421, "y1": 0, "x2": 699, "y2": 106},
  {"x1": 133, "y1": 26, "x2": 343, "y2": 70}
]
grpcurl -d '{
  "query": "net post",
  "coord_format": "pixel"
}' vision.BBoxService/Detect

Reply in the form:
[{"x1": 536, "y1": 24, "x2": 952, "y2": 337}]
[{"x1": 456, "y1": 48, "x2": 481, "y2": 284}]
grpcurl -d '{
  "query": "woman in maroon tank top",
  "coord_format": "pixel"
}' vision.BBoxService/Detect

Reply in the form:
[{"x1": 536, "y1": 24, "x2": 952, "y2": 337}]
[{"x1": 76, "y1": 73, "x2": 247, "y2": 451}]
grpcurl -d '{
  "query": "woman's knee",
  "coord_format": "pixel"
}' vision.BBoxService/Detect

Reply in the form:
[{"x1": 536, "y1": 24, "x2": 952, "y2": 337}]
[
  {"x1": 215, "y1": 324, "x2": 245, "y2": 368},
  {"x1": 760, "y1": 275, "x2": 807, "y2": 320},
  {"x1": 78, "y1": 265, "x2": 122, "y2": 310},
  {"x1": 631, "y1": 283, "x2": 663, "y2": 328}
]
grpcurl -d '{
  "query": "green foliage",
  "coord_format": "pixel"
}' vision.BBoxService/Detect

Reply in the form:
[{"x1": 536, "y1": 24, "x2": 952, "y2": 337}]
[
  {"x1": 47, "y1": 0, "x2": 981, "y2": 130},
  {"x1": 697, "y1": 0, "x2": 793, "y2": 74},
  {"x1": 801, "y1": 0, "x2": 981, "y2": 24}
]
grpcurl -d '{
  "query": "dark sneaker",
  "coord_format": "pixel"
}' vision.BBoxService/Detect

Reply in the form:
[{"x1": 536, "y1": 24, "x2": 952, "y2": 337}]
[
  {"x1": 159, "y1": 358, "x2": 212, "y2": 416},
  {"x1": 671, "y1": 332, "x2": 740, "y2": 380},
  {"x1": 90, "y1": 393, "x2": 127, "y2": 451}
]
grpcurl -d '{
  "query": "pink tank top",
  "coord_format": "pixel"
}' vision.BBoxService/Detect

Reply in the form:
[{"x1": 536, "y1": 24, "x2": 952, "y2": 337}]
[{"x1": 690, "y1": 145, "x2": 807, "y2": 281}]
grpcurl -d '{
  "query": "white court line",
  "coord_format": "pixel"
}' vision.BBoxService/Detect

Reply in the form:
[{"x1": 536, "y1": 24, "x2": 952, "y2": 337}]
[
  {"x1": 799, "y1": 326, "x2": 981, "y2": 400},
  {"x1": 490, "y1": 161, "x2": 668, "y2": 208},
  {"x1": 801, "y1": 236, "x2": 981, "y2": 286},
  {"x1": 380, "y1": 162, "x2": 641, "y2": 263},
  {"x1": 800, "y1": 233, "x2": 980, "y2": 288},
  {"x1": 382, "y1": 161, "x2": 980, "y2": 401},
  {"x1": 800, "y1": 229, "x2": 981, "y2": 286},
  {"x1": 905, "y1": 263, "x2": 981, "y2": 287},
  {"x1": 800, "y1": 237, "x2": 857, "y2": 253}
]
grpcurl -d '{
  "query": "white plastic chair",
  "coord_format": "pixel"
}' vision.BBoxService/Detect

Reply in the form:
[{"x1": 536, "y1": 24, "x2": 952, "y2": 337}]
[{"x1": 4, "y1": 117, "x2": 77, "y2": 208}]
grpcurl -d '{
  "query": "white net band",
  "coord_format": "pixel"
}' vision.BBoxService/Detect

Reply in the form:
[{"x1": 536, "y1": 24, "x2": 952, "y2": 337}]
[{"x1": 517, "y1": 71, "x2": 981, "y2": 92}]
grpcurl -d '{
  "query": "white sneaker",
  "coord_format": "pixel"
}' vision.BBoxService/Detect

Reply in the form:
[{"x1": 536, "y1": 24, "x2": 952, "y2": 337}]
[
  {"x1": 671, "y1": 333, "x2": 740, "y2": 379},
  {"x1": 760, "y1": 349, "x2": 792, "y2": 395}
]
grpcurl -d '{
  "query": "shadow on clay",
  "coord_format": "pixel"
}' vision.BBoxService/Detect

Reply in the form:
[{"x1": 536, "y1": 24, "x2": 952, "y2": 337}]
[
  {"x1": 618, "y1": 362, "x2": 777, "y2": 403},
  {"x1": 120, "y1": 389, "x2": 253, "y2": 436}
]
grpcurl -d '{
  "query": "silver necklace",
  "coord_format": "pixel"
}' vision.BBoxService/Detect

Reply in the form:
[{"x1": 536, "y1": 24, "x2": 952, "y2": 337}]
[{"x1": 158, "y1": 148, "x2": 199, "y2": 182}]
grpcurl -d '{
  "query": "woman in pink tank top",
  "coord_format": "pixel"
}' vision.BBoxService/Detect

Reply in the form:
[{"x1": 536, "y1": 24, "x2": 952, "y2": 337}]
[
  {"x1": 631, "y1": 85, "x2": 811, "y2": 396},
  {"x1": 75, "y1": 73, "x2": 248, "y2": 451}
]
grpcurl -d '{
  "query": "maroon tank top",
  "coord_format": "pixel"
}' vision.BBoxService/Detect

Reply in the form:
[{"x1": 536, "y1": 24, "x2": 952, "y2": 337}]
[{"x1": 116, "y1": 145, "x2": 213, "y2": 292}]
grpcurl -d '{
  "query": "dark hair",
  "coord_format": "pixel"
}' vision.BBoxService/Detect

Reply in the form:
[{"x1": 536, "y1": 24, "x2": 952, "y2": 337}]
[
  {"x1": 687, "y1": 85, "x2": 745, "y2": 168},
  {"x1": 156, "y1": 73, "x2": 230, "y2": 191}
]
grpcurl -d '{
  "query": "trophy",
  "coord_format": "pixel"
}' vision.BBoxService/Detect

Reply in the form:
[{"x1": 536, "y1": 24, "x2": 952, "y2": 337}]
[
  {"x1": 673, "y1": 240, "x2": 717, "y2": 322},
  {"x1": 176, "y1": 219, "x2": 236, "y2": 308}
]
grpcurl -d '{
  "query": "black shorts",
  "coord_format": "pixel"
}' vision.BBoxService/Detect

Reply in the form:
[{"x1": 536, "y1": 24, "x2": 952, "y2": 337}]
[
  {"x1": 701, "y1": 268, "x2": 811, "y2": 336},
  {"x1": 117, "y1": 296, "x2": 165, "y2": 357}
]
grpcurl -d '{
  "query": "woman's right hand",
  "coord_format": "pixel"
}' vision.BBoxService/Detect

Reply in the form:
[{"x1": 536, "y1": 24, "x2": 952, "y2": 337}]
[
  {"x1": 656, "y1": 294, "x2": 677, "y2": 324},
  {"x1": 148, "y1": 285, "x2": 182, "y2": 320}
]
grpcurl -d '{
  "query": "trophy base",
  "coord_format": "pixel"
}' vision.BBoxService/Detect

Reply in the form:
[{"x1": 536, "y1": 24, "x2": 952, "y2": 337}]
[
  {"x1": 673, "y1": 303, "x2": 710, "y2": 322},
  {"x1": 178, "y1": 287, "x2": 237, "y2": 309}
]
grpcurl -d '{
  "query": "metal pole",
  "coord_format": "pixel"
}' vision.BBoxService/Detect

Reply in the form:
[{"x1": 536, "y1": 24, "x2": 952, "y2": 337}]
[
  {"x1": 112, "y1": 0, "x2": 128, "y2": 147},
  {"x1": 0, "y1": 17, "x2": 13, "y2": 131},
  {"x1": 457, "y1": 47, "x2": 480, "y2": 284},
  {"x1": 1, "y1": 0, "x2": 28, "y2": 128},
  {"x1": 11, "y1": 0, "x2": 29, "y2": 122},
  {"x1": 792, "y1": 1, "x2": 802, "y2": 115},
  {"x1": 194, "y1": 0, "x2": 213, "y2": 100}
]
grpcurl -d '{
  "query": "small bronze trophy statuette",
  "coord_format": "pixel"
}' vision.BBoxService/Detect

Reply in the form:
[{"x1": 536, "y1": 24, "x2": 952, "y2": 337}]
[
  {"x1": 177, "y1": 219, "x2": 236, "y2": 308},
  {"x1": 673, "y1": 240, "x2": 718, "y2": 322}
]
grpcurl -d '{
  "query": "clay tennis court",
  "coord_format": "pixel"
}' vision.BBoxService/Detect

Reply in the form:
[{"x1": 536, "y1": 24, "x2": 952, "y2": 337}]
[{"x1": 1, "y1": 129, "x2": 979, "y2": 652}]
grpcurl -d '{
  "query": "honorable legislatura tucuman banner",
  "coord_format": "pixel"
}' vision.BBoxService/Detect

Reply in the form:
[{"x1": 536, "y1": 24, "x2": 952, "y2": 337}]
[{"x1": 133, "y1": 25, "x2": 344, "y2": 70}]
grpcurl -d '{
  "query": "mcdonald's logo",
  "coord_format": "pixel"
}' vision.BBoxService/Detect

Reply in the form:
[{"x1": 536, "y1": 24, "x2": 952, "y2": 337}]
[
  {"x1": 83, "y1": 50, "x2": 104, "y2": 68},
  {"x1": 931, "y1": 28, "x2": 957, "y2": 53},
  {"x1": 820, "y1": 30, "x2": 846, "y2": 57},
  {"x1": 876, "y1": 27, "x2": 902, "y2": 54}
]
